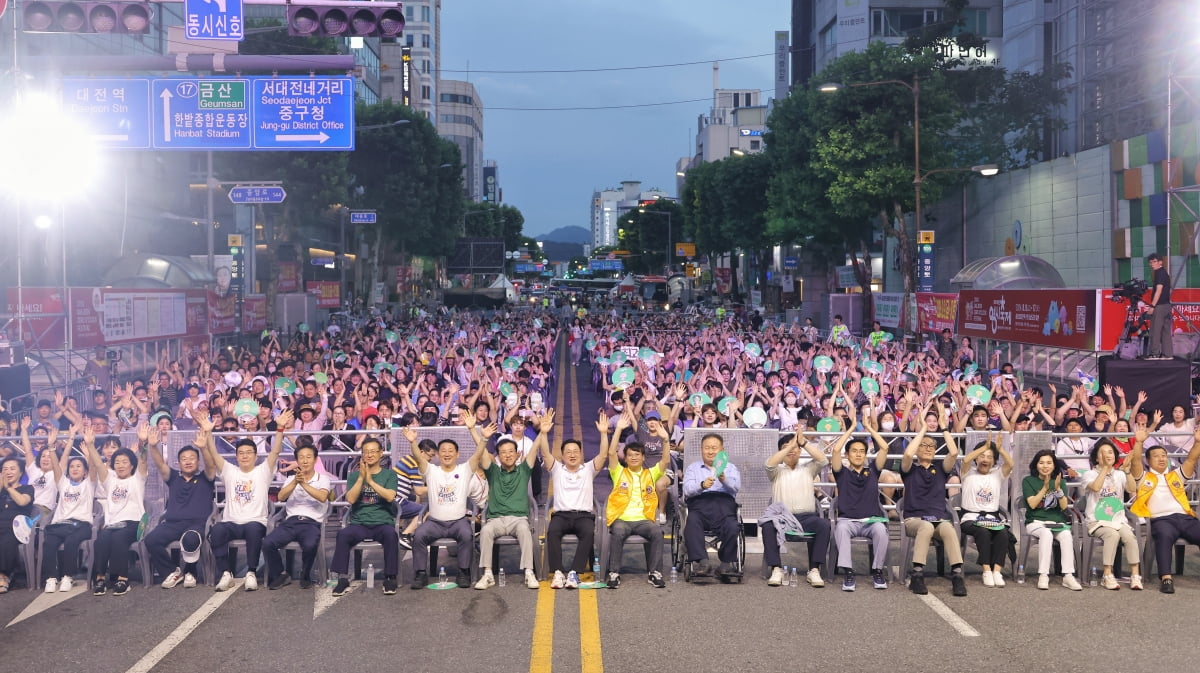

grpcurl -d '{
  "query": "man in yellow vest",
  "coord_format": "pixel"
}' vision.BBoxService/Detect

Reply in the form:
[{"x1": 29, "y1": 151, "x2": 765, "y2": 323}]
[
  {"x1": 1129, "y1": 419, "x2": 1200, "y2": 593},
  {"x1": 603, "y1": 411, "x2": 670, "y2": 589}
]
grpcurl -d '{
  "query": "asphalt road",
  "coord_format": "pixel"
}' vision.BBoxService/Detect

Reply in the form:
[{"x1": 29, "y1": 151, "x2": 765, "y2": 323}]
[{"x1": 4, "y1": 341, "x2": 1200, "y2": 673}]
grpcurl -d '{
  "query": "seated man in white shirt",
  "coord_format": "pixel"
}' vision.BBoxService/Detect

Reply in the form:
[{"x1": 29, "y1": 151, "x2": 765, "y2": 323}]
[
  {"x1": 262, "y1": 442, "x2": 332, "y2": 589},
  {"x1": 405, "y1": 415, "x2": 492, "y2": 589},
  {"x1": 544, "y1": 419, "x2": 610, "y2": 589},
  {"x1": 762, "y1": 432, "x2": 832, "y2": 588}
]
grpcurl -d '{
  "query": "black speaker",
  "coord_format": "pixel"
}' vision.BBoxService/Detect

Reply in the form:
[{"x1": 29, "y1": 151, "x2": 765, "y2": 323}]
[
  {"x1": 0, "y1": 364, "x2": 31, "y2": 400},
  {"x1": 1099, "y1": 356, "x2": 1191, "y2": 420}
]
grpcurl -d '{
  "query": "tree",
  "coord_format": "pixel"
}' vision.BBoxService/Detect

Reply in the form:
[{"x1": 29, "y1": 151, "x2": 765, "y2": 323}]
[{"x1": 462, "y1": 201, "x2": 526, "y2": 251}]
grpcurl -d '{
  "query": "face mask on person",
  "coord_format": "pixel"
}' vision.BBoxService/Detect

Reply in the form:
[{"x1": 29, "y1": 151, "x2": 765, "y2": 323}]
[
  {"x1": 612, "y1": 404, "x2": 624, "y2": 412},
  {"x1": 881, "y1": 421, "x2": 895, "y2": 431}
]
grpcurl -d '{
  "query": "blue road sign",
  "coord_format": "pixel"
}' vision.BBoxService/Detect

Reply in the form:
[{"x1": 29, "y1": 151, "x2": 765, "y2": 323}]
[
  {"x1": 228, "y1": 186, "x2": 286, "y2": 204},
  {"x1": 783, "y1": 256, "x2": 798, "y2": 269},
  {"x1": 62, "y1": 78, "x2": 152, "y2": 149},
  {"x1": 311, "y1": 257, "x2": 335, "y2": 266},
  {"x1": 350, "y1": 211, "x2": 377, "y2": 224},
  {"x1": 184, "y1": 0, "x2": 244, "y2": 40},
  {"x1": 152, "y1": 78, "x2": 251, "y2": 150},
  {"x1": 253, "y1": 77, "x2": 355, "y2": 150}
]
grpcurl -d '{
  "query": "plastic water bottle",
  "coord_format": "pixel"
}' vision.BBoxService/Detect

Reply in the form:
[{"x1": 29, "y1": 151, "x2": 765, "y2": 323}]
[
  {"x1": 498, "y1": 568, "x2": 507, "y2": 587},
  {"x1": 1016, "y1": 564, "x2": 1026, "y2": 584},
  {"x1": 438, "y1": 566, "x2": 447, "y2": 587},
  {"x1": 1089, "y1": 566, "x2": 1100, "y2": 587},
  {"x1": 789, "y1": 567, "x2": 799, "y2": 587},
  {"x1": 366, "y1": 563, "x2": 375, "y2": 589},
  {"x1": 592, "y1": 557, "x2": 601, "y2": 577},
  {"x1": 669, "y1": 566, "x2": 679, "y2": 584}
]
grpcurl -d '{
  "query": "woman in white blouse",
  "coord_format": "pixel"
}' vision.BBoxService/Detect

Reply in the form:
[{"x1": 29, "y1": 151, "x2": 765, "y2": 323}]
[
  {"x1": 1155, "y1": 404, "x2": 1195, "y2": 454},
  {"x1": 1080, "y1": 439, "x2": 1143, "y2": 590},
  {"x1": 957, "y1": 435, "x2": 1015, "y2": 587}
]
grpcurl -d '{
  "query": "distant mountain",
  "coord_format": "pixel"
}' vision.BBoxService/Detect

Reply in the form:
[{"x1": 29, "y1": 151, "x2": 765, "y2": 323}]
[{"x1": 539, "y1": 226, "x2": 590, "y2": 244}]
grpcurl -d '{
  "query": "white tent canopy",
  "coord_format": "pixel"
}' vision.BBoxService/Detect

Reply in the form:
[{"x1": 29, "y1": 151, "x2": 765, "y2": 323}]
[{"x1": 489, "y1": 275, "x2": 519, "y2": 302}]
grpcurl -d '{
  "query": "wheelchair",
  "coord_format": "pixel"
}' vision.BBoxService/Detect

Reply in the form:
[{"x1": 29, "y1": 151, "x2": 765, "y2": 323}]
[{"x1": 670, "y1": 491, "x2": 746, "y2": 583}]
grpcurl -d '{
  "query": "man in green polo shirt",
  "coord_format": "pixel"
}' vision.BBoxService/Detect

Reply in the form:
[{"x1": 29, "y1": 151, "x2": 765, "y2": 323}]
[
  {"x1": 330, "y1": 439, "x2": 400, "y2": 596},
  {"x1": 474, "y1": 409, "x2": 553, "y2": 590}
]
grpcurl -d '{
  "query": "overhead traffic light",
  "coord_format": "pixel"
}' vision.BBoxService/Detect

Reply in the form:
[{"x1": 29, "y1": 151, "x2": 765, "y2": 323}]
[
  {"x1": 22, "y1": 1, "x2": 151, "y2": 33},
  {"x1": 286, "y1": 2, "x2": 404, "y2": 37}
]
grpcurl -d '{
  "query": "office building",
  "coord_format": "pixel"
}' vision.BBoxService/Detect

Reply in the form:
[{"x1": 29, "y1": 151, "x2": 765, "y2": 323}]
[
  {"x1": 380, "y1": 0, "x2": 440, "y2": 119},
  {"x1": 437, "y1": 80, "x2": 484, "y2": 201},
  {"x1": 590, "y1": 181, "x2": 670, "y2": 250}
]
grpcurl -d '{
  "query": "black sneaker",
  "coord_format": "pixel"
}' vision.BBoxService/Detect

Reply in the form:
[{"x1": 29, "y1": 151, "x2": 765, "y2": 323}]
[
  {"x1": 606, "y1": 572, "x2": 621, "y2": 589},
  {"x1": 268, "y1": 572, "x2": 292, "y2": 590},
  {"x1": 455, "y1": 572, "x2": 471, "y2": 588},
  {"x1": 872, "y1": 569, "x2": 888, "y2": 590},
  {"x1": 383, "y1": 577, "x2": 398, "y2": 595},
  {"x1": 842, "y1": 573, "x2": 856, "y2": 592},
  {"x1": 398, "y1": 534, "x2": 414, "y2": 551},
  {"x1": 648, "y1": 571, "x2": 665, "y2": 588},
  {"x1": 692, "y1": 560, "x2": 711, "y2": 577},
  {"x1": 331, "y1": 578, "x2": 351, "y2": 596},
  {"x1": 299, "y1": 578, "x2": 315, "y2": 590},
  {"x1": 1161, "y1": 578, "x2": 1176, "y2": 594},
  {"x1": 908, "y1": 572, "x2": 928, "y2": 595},
  {"x1": 92, "y1": 579, "x2": 107, "y2": 596},
  {"x1": 411, "y1": 571, "x2": 428, "y2": 590},
  {"x1": 112, "y1": 579, "x2": 130, "y2": 596},
  {"x1": 951, "y1": 574, "x2": 967, "y2": 597}
]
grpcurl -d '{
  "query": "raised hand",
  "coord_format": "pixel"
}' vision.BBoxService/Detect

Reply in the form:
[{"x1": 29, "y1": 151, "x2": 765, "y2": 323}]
[
  {"x1": 595, "y1": 412, "x2": 610, "y2": 434},
  {"x1": 480, "y1": 422, "x2": 498, "y2": 438},
  {"x1": 137, "y1": 421, "x2": 150, "y2": 443},
  {"x1": 402, "y1": 427, "x2": 419, "y2": 444},
  {"x1": 538, "y1": 408, "x2": 555, "y2": 434},
  {"x1": 276, "y1": 408, "x2": 295, "y2": 430}
]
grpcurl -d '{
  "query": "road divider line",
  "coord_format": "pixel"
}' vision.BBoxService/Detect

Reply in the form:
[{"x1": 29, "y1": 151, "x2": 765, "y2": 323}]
[
  {"x1": 528, "y1": 579, "x2": 556, "y2": 673},
  {"x1": 918, "y1": 594, "x2": 980, "y2": 637},
  {"x1": 125, "y1": 580, "x2": 242, "y2": 673},
  {"x1": 579, "y1": 588, "x2": 604, "y2": 673}
]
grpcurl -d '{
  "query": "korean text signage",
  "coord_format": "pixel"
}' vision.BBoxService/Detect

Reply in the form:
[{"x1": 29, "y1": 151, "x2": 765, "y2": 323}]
[
  {"x1": 276, "y1": 262, "x2": 300, "y2": 292},
  {"x1": 917, "y1": 230, "x2": 935, "y2": 292},
  {"x1": 184, "y1": 0, "x2": 243, "y2": 40},
  {"x1": 306, "y1": 281, "x2": 341, "y2": 309},
  {"x1": 874, "y1": 293, "x2": 905, "y2": 328},
  {"x1": 1098, "y1": 287, "x2": 1200, "y2": 351},
  {"x1": 957, "y1": 290, "x2": 1098, "y2": 350},
  {"x1": 916, "y1": 292, "x2": 959, "y2": 333},
  {"x1": 63, "y1": 76, "x2": 354, "y2": 151}
]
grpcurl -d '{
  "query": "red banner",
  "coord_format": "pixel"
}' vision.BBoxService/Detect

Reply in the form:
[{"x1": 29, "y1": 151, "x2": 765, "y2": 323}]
[
  {"x1": 916, "y1": 292, "x2": 958, "y2": 333},
  {"x1": 208, "y1": 290, "x2": 237, "y2": 334},
  {"x1": 4, "y1": 288, "x2": 66, "y2": 348},
  {"x1": 957, "y1": 289, "x2": 1099, "y2": 350},
  {"x1": 68, "y1": 288, "x2": 104, "y2": 349},
  {"x1": 306, "y1": 281, "x2": 341, "y2": 309},
  {"x1": 277, "y1": 262, "x2": 300, "y2": 293},
  {"x1": 7, "y1": 287, "x2": 211, "y2": 348},
  {"x1": 242, "y1": 294, "x2": 268, "y2": 332},
  {"x1": 1098, "y1": 287, "x2": 1200, "y2": 351}
]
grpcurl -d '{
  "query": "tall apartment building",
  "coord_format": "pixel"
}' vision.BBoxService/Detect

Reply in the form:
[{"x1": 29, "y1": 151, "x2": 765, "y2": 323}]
[
  {"x1": 380, "y1": 0, "x2": 440, "y2": 119},
  {"x1": 590, "y1": 181, "x2": 670, "y2": 250},
  {"x1": 437, "y1": 80, "x2": 484, "y2": 201}
]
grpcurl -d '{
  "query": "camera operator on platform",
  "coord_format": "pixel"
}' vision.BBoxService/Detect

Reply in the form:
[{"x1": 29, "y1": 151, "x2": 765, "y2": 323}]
[{"x1": 1145, "y1": 253, "x2": 1173, "y2": 360}]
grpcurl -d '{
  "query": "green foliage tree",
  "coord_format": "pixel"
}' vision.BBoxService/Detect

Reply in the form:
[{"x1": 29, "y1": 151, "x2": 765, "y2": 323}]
[{"x1": 462, "y1": 201, "x2": 527, "y2": 251}]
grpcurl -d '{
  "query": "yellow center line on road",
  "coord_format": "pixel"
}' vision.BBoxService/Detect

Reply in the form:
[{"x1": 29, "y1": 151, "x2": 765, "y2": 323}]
[{"x1": 569, "y1": 342, "x2": 604, "y2": 673}]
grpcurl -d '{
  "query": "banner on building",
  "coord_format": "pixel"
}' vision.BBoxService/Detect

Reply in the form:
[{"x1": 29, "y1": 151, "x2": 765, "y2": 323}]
[
  {"x1": 916, "y1": 292, "x2": 959, "y2": 333},
  {"x1": 957, "y1": 289, "x2": 1098, "y2": 350},
  {"x1": 277, "y1": 261, "x2": 301, "y2": 293},
  {"x1": 874, "y1": 293, "x2": 905, "y2": 328},
  {"x1": 242, "y1": 294, "x2": 268, "y2": 332},
  {"x1": 306, "y1": 281, "x2": 341, "y2": 309}
]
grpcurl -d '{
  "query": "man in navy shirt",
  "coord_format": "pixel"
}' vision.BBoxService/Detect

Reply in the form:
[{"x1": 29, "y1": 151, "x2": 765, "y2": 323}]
[
  {"x1": 143, "y1": 423, "x2": 217, "y2": 589},
  {"x1": 900, "y1": 416, "x2": 966, "y2": 596},
  {"x1": 831, "y1": 418, "x2": 893, "y2": 591}
]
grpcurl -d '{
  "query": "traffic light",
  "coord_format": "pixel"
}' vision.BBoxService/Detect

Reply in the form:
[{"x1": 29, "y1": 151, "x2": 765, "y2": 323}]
[
  {"x1": 286, "y1": 2, "x2": 404, "y2": 37},
  {"x1": 22, "y1": 1, "x2": 151, "y2": 33}
]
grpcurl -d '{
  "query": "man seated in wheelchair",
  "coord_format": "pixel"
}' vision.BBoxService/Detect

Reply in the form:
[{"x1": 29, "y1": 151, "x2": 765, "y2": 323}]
[{"x1": 681, "y1": 433, "x2": 742, "y2": 577}]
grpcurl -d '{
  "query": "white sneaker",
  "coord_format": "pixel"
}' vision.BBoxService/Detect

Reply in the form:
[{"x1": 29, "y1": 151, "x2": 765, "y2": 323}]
[
  {"x1": 1102, "y1": 574, "x2": 1120, "y2": 590},
  {"x1": 981, "y1": 570, "x2": 995, "y2": 587},
  {"x1": 44, "y1": 578, "x2": 58, "y2": 593},
  {"x1": 182, "y1": 573, "x2": 197, "y2": 589},
  {"x1": 656, "y1": 512, "x2": 667, "y2": 525},
  {"x1": 215, "y1": 571, "x2": 233, "y2": 592},
  {"x1": 161, "y1": 568, "x2": 184, "y2": 589},
  {"x1": 806, "y1": 568, "x2": 825, "y2": 588},
  {"x1": 244, "y1": 571, "x2": 258, "y2": 591},
  {"x1": 993, "y1": 571, "x2": 1005, "y2": 588},
  {"x1": 1037, "y1": 574, "x2": 1050, "y2": 590},
  {"x1": 565, "y1": 571, "x2": 580, "y2": 589},
  {"x1": 59, "y1": 576, "x2": 74, "y2": 592},
  {"x1": 474, "y1": 571, "x2": 495, "y2": 590},
  {"x1": 1062, "y1": 574, "x2": 1082, "y2": 591},
  {"x1": 525, "y1": 569, "x2": 540, "y2": 589},
  {"x1": 767, "y1": 566, "x2": 784, "y2": 586},
  {"x1": 1130, "y1": 574, "x2": 1144, "y2": 591},
  {"x1": 550, "y1": 570, "x2": 565, "y2": 589}
]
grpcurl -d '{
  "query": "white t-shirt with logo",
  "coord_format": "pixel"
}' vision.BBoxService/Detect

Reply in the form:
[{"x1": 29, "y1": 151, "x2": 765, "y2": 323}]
[
  {"x1": 102, "y1": 472, "x2": 146, "y2": 526},
  {"x1": 550, "y1": 462, "x2": 596, "y2": 512},
  {"x1": 959, "y1": 467, "x2": 1006, "y2": 522},
  {"x1": 1080, "y1": 469, "x2": 1130, "y2": 531},
  {"x1": 423, "y1": 462, "x2": 473, "y2": 521},
  {"x1": 25, "y1": 464, "x2": 57, "y2": 510},
  {"x1": 220, "y1": 462, "x2": 273, "y2": 525},
  {"x1": 281, "y1": 472, "x2": 332, "y2": 522},
  {"x1": 52, "y1": 476, "x2": 95, "y2": 525}
]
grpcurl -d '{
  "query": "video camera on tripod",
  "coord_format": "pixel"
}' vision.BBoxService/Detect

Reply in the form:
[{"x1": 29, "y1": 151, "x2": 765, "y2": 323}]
[
  {"x1": 1112, "y1": 278, "x2": 1149, "y2": 304},
  {"x1": 1112, "y1": 278, "x2": 1150, "y2": 359}
]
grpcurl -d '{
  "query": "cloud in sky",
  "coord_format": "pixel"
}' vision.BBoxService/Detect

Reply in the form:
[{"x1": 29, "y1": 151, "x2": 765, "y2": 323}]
[{"x1": 439, "y1": 0, "x2": 790, "y2": 238}]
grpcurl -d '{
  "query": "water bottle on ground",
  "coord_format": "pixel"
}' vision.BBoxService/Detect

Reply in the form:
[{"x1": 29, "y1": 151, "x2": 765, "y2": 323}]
[
  {"x1": 498, "y1": 568, "x2": 507, "y2": 587},
  {"x1": 366, "y1": 563, "x2": 375, "y2": 589},
  {"x1": 789, "y1": 567, "x2": 799, "y2": 587},
  {"x1": 1016, "y1": 564, "x2": 1026, "y2": 584},
  {"x1": 669, "y1": 566, "x2": 679, "y2": 584},
  {"x1": 592, "y1": 557, "x2": 601, "y2": 577},
  {"x1": 438, "y1": 566, "x2": 447, "y2": 587},
  {"x1": 1089, "y1": 566, "x2": 1099, "y2": 587}
]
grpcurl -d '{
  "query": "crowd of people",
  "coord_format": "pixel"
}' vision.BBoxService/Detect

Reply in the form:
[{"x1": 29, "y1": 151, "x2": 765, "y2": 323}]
[{"x1": 0, "y1": 305, "x2": 1198, "y2": 597}]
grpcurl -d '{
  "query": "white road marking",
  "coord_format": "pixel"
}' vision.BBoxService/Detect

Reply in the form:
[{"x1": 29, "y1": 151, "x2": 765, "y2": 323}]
[
  {"x1": 918, "y1": 594, "x2": 980, "y2": 637},
  {"x1": 313, "y1": 580, "x2": 362, "y2": 620},
  {"x1": 6, "y1": 586, "x2": 87, "y2": 627},
  {"x1": 124, "y1": 581, "x2": 242, "y2": 673}
]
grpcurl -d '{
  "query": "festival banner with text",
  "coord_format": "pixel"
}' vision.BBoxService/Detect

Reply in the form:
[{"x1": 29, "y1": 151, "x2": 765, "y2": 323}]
[
  {"x1": 916, "y1": 292, "x2": 959, "y2": 333},
  {"x1": 957, "y1": 289, "x2": 1099, "y2": 350},
  {"x1": 306, "y1": 281, "x2": 341, "y2": 309}
]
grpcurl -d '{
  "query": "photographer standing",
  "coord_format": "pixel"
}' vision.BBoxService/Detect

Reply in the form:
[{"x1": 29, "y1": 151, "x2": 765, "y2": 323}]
[{"x1": 1146, "y1": 253, "x2": 1174, "y2": 360}]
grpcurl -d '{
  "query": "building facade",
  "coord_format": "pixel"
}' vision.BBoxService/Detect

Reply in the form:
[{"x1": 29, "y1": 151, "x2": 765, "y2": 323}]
[
  {"x1": 590, "y1": 181, "x2": 670, "y2": 250},
  {"x1": 437, "y1": 80, "x2": 484, "y2": 201},
  {"x1": 380, "y1": 0, "x2": 440, "y2": 119}
]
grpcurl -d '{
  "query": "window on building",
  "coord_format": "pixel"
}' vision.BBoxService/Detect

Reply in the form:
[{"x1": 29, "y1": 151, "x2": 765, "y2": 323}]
[
  {"x1": 422, "y1": 59, "x2": 430, "y2": 74},
  {"x1": 872, "y1": 8, "x2": 942, "y2": 37},
  {"x1": 750, "y1": 140, "x2": 761, "y2": 150},
  {"x1": 820, "y1": 20, "x2": 836, "y2": 51},
  {"x1": 953, "y1": 8, "x2": 989, "y2": 36},
  {"x1": 420, "y1": 5, "x2": 430, "y2": 22},
  {"x1": 422, "y1": 34, "x2": 431, "y2": 48},
  {"x1": 421, "y1": 85, "x2": 431, "y2": 100},
  {"x1": 405, "y1": 6, "x2": 413, "y2": 20},
  {"x1": 406, "y1": 34, "x2": 414, "y2": 46}
]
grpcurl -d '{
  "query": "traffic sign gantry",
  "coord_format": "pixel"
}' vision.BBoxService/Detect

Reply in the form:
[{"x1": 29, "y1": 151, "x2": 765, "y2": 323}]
[
  {"x1": 228, "y1": 185, "x2": 286, "y2": 204},
  {"x1": 63, "y1": 76, "x2": 354, "y2": 152},
  {"x1": 350, "y1": 211, "x2": 377, "y2": 224},
  {"x1": 184, "y1": 0, "x2": 244, "y2": 40}
]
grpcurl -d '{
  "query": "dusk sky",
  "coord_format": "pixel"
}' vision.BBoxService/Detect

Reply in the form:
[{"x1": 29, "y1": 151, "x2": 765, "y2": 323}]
[{"x1": 439, "y1": 1, "x2": 792, "y2": 239}]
